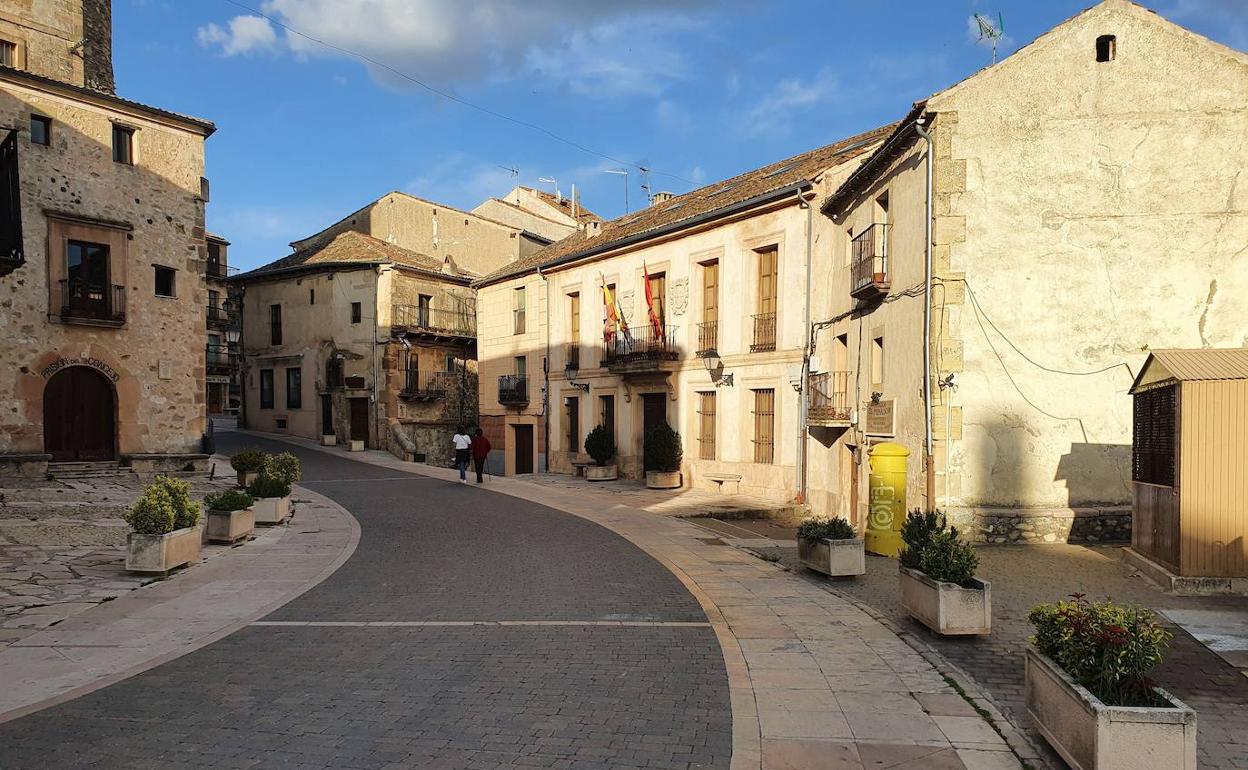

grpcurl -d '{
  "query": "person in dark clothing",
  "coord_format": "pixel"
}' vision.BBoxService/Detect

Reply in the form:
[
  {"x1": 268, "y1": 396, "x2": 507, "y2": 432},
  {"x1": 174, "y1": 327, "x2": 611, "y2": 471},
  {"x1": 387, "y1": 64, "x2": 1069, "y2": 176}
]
[{"x1": 470, "y1": 428, "x2": 492, "y2": 484}]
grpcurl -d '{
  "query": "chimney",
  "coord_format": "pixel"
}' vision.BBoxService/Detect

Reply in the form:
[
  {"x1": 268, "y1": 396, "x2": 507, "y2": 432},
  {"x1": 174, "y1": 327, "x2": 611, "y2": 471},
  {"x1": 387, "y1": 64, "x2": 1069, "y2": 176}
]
[
  {"x1": 650, "y1": 191, "x2": 675, "y2": 206},
  {"x1": 583, "y1": 220, "x2": 602, "y2": 239},
  {"x1": 82, "y1": 0, "x2": 115, "y2": 94}
]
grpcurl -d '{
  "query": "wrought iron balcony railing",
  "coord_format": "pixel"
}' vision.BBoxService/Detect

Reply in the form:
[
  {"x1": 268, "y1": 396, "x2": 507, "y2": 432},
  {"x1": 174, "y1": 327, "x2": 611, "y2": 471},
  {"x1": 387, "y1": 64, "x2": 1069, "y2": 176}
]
[
  {"x1": 60, "y1": 280, "x2": 125, "y2": 325},
  {"x1": 392, "y1": 305, "x2": 476, "y2": 337},
  {"x1": 402, "y1": 368, "x2": 456, "y2": 400},
  {"x1": 809, "y1": 371, "x2": 852, "y2": 424},
  {"x1": 498, "y1": 374, "x2": 529, "y2": 405},
  {"x1": 851, "y1": 223, "x2": 890, "y2": 298},
  {"x1": 751, "y1": 313, "x2": 777, "y2": 352},
  {"x1": 602, "y1": 325, "x2": 679, "y2": 369},
  {"x1": 205, "y1": 344, "x2": 237, "y2": 370},
  {"x1": 696, "y1": 321, "x2": 718, "y2": 355}
]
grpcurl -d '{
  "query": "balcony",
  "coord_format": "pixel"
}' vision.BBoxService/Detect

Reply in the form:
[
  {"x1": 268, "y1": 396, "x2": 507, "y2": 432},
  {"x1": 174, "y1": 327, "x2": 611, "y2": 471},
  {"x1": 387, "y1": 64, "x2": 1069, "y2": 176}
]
[
  {"x1": 206, "y1": 261, "x2": 228, "y2": 279},
  {"x1": 751, "y1": 313, "x2": 777, "y2": 353},
  {"x1": 205, "y1": 344, "x2": 237, "y2": 373},
  {"x1": 59, "y1": 280, "x2": 125, "y2": 326},
  {"x1": 809, "y1": 371, "x2": 852, "y2": 426},
  {"x1": 566, "y1": 343, "x2": 580, "y2": 370},
  {"x1": 602, "y1": 325, "x2": 679, "y2": 375},
  {"x1": 401, "y1": 368, "x2": 456, "y2": 401},
  {"x1": 206, "y1": 304, "x2": 234, "y2": 327},
  {"x1": 392, "y1": 305, "x2": 476, "y2": 341},
  {"x1": 498, "y1": 374, "x2": 529, "y2": 406},
  {"x1": 851, "y1": 223, "x2": 890, "y2": 299},
  {"x1": 696, "y1": 321, "x2": 718, "y2": 355},
  {"x1": 1, "y1": 130, "x2": 24, "y2": 278}
]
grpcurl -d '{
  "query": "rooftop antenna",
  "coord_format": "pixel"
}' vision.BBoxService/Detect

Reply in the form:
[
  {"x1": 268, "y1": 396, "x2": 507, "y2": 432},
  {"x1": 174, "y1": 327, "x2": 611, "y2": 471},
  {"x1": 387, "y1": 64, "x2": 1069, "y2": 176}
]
[
  {"x1": 497, "y1": 165, "x2": 519, "y2": 178},
  {"x1": 975, "y1": 12, "x2": 1004, "y2": 65},
  {"x1": 538, "y1": 176, "x2": 561, "y2": 203},
  {"x1": 638, "y1": 166, "x2": 653, "y2": 206},
  {"x1": 602, "y1": 168, "x2": 629, "y2": 213}
]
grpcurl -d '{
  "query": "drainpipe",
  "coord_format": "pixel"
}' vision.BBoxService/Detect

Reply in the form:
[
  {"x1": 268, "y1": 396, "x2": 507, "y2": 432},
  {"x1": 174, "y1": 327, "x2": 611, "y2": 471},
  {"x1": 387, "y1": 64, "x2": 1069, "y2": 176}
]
[
  {"x1": 797, "y1": 188, "x2": 814, "y2": 505},
  {"x1": 537, "y1": 265, "x2": 550, "y2": 473},
  {"x1": 914, "y1": 117, "x2": 936, "y2": 512}
]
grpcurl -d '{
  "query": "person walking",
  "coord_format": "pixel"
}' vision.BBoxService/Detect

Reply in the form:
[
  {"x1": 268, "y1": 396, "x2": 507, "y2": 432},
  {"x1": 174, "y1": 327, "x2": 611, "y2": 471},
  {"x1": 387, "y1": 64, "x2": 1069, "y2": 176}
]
[
  {"x1": 470, "y1": 428, "x2": 492, "y2": 484},
  {"x1": 452, "y1": 426, "x2": 472, "y2": 483}
]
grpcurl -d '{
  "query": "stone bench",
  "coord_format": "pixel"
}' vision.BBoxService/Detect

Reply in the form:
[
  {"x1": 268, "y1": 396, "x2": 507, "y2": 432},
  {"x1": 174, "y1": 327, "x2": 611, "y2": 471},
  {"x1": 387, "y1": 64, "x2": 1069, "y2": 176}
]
[{"x1": 702, "y1": 472, "x2": 742, "y2": 495}]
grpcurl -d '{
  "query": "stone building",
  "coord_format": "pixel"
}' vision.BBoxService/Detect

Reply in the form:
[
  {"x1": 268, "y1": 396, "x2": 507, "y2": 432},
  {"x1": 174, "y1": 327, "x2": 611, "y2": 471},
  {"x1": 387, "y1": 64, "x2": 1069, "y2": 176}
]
[
  {"x1": 812, "y1": 0, "x2": 1247, "y2": 542},
  {"x1": 472, "y1": 126, "x2": 891, "y2": 485},
  {"x1": 0, "y1": 1, "x2": 216, "y2": 477},
  {"x1": 235, "y1": 193, "x2": 559, "y2": 465},
  {"x1": 205, "y1": 232, "x2": 241, "y2": 416},
  {"x1": 472, "y1": 185, "x2": 602, "y2": 243}
]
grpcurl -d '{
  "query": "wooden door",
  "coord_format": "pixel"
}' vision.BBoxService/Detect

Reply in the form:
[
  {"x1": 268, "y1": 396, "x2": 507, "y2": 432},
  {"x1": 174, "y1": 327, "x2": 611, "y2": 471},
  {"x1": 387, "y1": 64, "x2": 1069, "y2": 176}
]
[
  {"x1": 349, "y1": 397, "x2": 369, "y2": 446},
  {"x1": 44, "y1": 366, "x2": 115, "y2": 462},
  {"x1": 207, "y1": 383, "x2": 224, "y2": 415},
  {"x1": 514, "y1": 425, "x2": 534, "y2": 474},
  {"x1": 321, "y1": 395, "x2": 333, "y2": 437},
  {"x1": 642, "y1": 393, "x2": 667, "y2": 470}
]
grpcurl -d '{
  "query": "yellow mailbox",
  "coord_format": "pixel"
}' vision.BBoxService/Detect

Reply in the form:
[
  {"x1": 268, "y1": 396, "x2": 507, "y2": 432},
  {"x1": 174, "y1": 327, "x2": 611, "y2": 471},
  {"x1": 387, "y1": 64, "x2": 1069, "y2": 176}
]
[{"x1": 866, "y1": 442, "x2": 909, "y2": 557}]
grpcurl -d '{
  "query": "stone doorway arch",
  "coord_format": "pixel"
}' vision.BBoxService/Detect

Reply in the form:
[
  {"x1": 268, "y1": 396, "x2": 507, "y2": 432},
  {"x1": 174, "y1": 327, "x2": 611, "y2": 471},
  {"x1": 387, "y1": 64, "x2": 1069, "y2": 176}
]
[{"x1": 43, "y1": 366, "x2": 117, "y2": 462}]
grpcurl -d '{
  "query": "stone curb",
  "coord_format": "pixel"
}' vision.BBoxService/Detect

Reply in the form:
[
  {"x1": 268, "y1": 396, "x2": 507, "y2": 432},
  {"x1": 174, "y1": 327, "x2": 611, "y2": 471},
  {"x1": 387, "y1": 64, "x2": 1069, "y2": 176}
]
[{"x1": 0, "y1": 482, "x2": 360, "y2": 724}]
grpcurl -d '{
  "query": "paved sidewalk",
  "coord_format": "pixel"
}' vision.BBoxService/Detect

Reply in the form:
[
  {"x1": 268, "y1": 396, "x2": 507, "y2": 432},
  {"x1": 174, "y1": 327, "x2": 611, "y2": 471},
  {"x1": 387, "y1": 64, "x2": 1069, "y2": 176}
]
[
  {"x1": 244, "y1": 431, "x2": 1022, "y2": 770},
  {"x1": 514, "y1": 473, "x2": 803, "y2": 521},
  {"x1": 0, "y1": 484, "x2": 358, "y2": 721}
]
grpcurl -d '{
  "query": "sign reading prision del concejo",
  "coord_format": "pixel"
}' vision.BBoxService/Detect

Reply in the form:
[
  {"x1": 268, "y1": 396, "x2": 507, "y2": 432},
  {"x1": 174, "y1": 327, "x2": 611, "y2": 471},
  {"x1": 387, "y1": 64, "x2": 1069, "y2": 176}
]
[{"x1": 38, "y1": 355, "x2": 122, "y2": 383}]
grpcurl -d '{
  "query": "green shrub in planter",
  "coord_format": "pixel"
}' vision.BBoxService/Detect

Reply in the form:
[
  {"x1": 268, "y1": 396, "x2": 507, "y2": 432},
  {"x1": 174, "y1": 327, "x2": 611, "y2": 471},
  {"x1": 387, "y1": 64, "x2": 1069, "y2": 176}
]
[
  {"x1": 230, "y1": 449, "x2": 266, "y2": 473},
  {"x1": 900, "y1": 510, "x2": 978, "y2": 587},
  {"x1": 205, "y1": 490, "x2": 254, "y2": 512},
  {"x1": 1029, "y1": 594, "x2": 1172, "y2": 707},
  {"x1": 798, "y1": 516, "x2": 856, "y2": 541},
  {"x1": 125, "y1": 476, "x2": 200, "y2": 534},
  {"x1": 264, "y1": 452, "x2": 301, "y2": 485},
  {"x1": 643, "y1": 423, "x2": 683, "y2": 472},
  {"x1": 584, "y1": 425, "x2": 616, "y2": 466},
  {"x1": 248, "y1": 474, "x2": 291, "y2": 499}
]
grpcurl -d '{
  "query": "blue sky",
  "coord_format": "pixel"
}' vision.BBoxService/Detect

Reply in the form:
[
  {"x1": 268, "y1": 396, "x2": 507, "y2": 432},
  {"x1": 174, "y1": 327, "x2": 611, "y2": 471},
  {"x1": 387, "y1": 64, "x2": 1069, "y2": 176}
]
[{"x1": 116, "y1": 0, "x2": 1245, "y2": 271}]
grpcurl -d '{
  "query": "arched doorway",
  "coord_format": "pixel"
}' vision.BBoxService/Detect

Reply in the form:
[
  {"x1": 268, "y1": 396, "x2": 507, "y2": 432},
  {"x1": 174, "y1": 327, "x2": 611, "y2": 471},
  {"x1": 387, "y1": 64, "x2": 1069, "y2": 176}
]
[{"x1": 43, "y1": 366, "x2": 116, "y2": 462}]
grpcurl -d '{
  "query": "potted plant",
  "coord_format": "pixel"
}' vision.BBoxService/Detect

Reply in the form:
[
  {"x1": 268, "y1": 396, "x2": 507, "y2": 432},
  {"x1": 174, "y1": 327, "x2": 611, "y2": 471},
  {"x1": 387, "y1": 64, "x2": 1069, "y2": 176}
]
[
  {"x1": 797, "y1": 516, "x2": 865, "y2": 577},
  {"x1": 266, "y1": 452, "x2": 301, "y2": 487},
  {"x1": 1026, "y1": 595, "x2": 1196, "y2": 770},
  {"x1": 125, "y1": 476, "x2": 202, "y2": 574},
  {"x1": 203, "y1": 489, "x2": 255, "y2": 544},
  {"x1": 248, "y1": 474, "x2": 292, "y2": 525},
  {"x1": 230, "y1": 448, "x2": 266, "y2": 488},
  {"x1": 897, "y1": 511, "x2": 991, "y2": 635},
  {"x1": 644, "y1": 423, "x2": 683, "y2": 489},
  {"x1": 583, "y1": 425, "x2": 618, "y2": 481}
]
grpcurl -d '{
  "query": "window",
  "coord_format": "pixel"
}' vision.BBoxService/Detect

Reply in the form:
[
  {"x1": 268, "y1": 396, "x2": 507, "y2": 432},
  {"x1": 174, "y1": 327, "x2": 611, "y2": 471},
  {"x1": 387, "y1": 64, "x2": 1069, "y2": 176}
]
[
  {"x1": 566, "y1": 396, "x2": 580, "y2": 454},
  {"x1": 752, "y1": 389, "x2": 776, "y2": 464},
  {"x1": 1132, "y1": 385, "x2": 1175, "y2": 486},
  {"x1": 1096, "y1": 34, "x2": 1117, "y2": 62},
  {"x1": 834, "y1": 333, "x2": 849, "y2": 371},
  {"x1": 259, "y1": 369, "x2": 274, "y2": 409},
  {"x1": 647, "y1": 272, "x2": 667, "y2": 329},
  {"x1": 29, "y1": 115, "x2": 50, "y2": 147},
  {"x1": 698, "y1": 392, "x2": 716, "y2": 460},
  {"x1": 207, "y1": 289, "x2": 219, "y2": 311},
  {"x1": 599, "y1": 395, "x2": 615, "y2": 440},
  {"x1": 753, "y1": 246, "x2": 778, "y2": 352},
  {"x1": 514, "y1": 355, "x2": 527, "y2": 378},
  {"x1": 309, "y1": 288, "x2": 315, "y2": 305},
  {"x1": 269, "y1": 304, "x2": 282, "y2": 346},
  {"x1": 871, "y1": 335, "x2": 885, "y2": 386},
  {"x1": 111, "y1": 124, "x2": 134, "y2": 165},
  {"x1": 154, "y1": 266, "x2": 175, "y2": 297},
  {"x1": 513, "y1": 286, "x2": 527, "y2": 334},
  {"x1": 0, "y1": 40, "x2": 15, "y2": 68},
  {"x1": 326, "y1": 357, "x2": 344, "y2": 388},
  {"x1": 417, "y1": 294, "x2": 432, "y2": 326},
  {"x1": 286, "y1": 367, "x2": 302, "y2": 409},
  {"x1": 275, "y1": 417, "x2": 288, "y2": 430},
  {"x1": 350, "y1": 301, "x2": 362, "y2": 324},
  {"x1": 568, "y1": 292, "x2": 580, "y2": 367}
]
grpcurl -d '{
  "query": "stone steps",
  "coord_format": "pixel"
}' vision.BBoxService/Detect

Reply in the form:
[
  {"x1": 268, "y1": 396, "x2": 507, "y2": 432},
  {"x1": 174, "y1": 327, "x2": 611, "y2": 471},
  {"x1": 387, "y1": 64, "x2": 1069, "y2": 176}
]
[{"x1": 47, "y1": 462, "x2": 137, "y2": 481}]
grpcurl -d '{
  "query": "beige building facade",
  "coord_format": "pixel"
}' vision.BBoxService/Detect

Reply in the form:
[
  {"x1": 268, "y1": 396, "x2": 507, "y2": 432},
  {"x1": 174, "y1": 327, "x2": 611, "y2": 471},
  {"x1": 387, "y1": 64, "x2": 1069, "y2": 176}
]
[
  {"x1": 816, "y1": 0, "x2": 1248, "y2": 541},
  {"x1": 0, "y1": 2, "x2": 215, "y2": 477}
]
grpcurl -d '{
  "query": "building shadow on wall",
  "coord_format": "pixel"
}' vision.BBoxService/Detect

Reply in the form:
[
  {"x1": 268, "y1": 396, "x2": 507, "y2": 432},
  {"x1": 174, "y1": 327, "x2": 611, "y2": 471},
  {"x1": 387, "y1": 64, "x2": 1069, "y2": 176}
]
[{"x1": 1054, "y1": 443, "x2": 1132, "y2": 508}]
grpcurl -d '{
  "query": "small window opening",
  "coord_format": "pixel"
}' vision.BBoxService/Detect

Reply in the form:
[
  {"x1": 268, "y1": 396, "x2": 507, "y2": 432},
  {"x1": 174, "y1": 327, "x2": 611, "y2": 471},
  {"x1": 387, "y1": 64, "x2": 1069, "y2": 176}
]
[
  {"x1": 154, "y1": 266, "x2": 176, "y2": 297},
  {"x1": 30, "y1": 115, "x2": 50, "y2": 146},
  {"x1": 309, "y1": 288, "x2": 315, "y2": 305},
  {"x1": 350, "y1": 301, "x2": 362, "y2": 324},
  {"x1": 1096, "y1": 35, "x2": 1116, "y2": 63},
  {"x1": 112, "y1": 124, "x2": 134, "y2": 165},
  {"x1": 0, "y1": 40, "x2": 16, "y2": 68}
]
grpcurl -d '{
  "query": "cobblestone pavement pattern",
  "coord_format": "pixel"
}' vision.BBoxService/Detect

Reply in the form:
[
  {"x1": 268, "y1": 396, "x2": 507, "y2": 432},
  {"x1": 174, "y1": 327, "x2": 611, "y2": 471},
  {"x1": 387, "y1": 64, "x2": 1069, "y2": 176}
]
[
  {"x1": 0, "y1": 435, "x2": 732, "y2": 770},
  {"x1": 758, "y1": 542, "x2": 1248, "y2": 769}
]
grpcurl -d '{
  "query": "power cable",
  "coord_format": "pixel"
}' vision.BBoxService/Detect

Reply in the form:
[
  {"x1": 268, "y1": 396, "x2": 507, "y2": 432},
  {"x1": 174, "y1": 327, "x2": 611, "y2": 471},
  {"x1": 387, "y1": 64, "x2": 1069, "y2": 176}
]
[{"x1": 217, "y1": 0, "x2": 695, "y2": 186}]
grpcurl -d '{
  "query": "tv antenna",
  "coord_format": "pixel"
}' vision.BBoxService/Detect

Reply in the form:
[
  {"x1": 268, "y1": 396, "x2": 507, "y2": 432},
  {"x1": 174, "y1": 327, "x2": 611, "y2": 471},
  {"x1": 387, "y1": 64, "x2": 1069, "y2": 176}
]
[
  {"x1": 602, "y1": 168, "x2": 629, "y2": 213},
  {"x1": 538, "y1": 176, "x2": 561, "y2": 202},
  {"x1": 638, "y1": 166, "x2": 653, "y2": 205},
  {"x1": 497, "y1": 165, "x2": 518, "y2": 178},
  {"x1": 975, "y1": 12, "x2": 1004, "y2": 64}
]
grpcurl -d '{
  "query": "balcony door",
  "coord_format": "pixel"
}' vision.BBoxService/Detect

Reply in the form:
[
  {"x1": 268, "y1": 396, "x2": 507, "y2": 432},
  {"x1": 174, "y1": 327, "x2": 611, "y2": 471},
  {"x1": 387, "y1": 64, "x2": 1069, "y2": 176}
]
[
  {"x1": 43, "y1": 366, "x2": 116, "y2": 462},
  {"x1": 65, "y1": 240, "x2": 110, "y2": 318}
]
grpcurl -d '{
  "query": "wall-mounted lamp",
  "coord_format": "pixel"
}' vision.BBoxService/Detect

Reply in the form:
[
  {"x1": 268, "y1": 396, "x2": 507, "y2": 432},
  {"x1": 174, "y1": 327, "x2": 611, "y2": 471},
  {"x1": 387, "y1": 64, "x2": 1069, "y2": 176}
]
[
  {"x1": 563, "y1": 360, "x2": 590, "y2": 393},
  {"x1": 702, "y1": 349, "x2": 734, "y2": 387}
]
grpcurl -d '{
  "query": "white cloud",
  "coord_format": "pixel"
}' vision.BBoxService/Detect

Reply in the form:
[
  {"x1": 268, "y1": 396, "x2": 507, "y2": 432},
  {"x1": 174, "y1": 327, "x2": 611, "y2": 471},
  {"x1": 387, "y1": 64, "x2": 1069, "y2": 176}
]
[
  {"x1": 196, "y1": 0, "x2": 729, "y2": 96},
  {"x1": 741, "y1": 68, "x2": 839, "y2": 138},
  {"x1": 196, "y1": 15, "x2": 278, "y2": 56}
]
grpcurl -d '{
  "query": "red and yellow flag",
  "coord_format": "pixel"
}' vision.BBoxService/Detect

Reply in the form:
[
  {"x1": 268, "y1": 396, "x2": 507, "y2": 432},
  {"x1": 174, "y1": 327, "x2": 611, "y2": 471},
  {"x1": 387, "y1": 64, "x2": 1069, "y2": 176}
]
[{"x1": 643, "y1": 262, "x2": 663, "y2": 339}]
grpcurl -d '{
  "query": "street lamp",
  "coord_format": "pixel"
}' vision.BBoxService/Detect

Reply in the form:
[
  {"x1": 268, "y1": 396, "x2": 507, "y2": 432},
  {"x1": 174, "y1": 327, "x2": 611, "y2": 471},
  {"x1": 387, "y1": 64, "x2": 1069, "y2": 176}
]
[
  {"x1": 702, "y1": 349, "x2": 733, "y2": 387},
  {"x1": 564, "y1": 360, "x2": 590, "y2": 393}
]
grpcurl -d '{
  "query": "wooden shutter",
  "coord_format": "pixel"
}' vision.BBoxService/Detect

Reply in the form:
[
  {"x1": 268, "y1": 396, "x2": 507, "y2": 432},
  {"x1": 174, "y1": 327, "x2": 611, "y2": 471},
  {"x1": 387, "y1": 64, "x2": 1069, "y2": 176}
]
[
  {"x1": 1133, "y1": 385, "x2": 1176, "y2": 487},
  {"x1": 753, "y1": 389, "x2": 775, "y2": 464},
  {"x1": 649, "y1": 273, "x2": 666, "y2": 326},
  {"x1": 570, "y1": 293, "x2": 580, "y2": 339},
  {"x1": 757, "y1": 248, "x2": 777, "y2": 315},
  {"x1": 698, "y1": 392, "x2": 716, "y2": 460},
  {"x1": 702, "y1": 262, "x2": 718, "y2": 325}
]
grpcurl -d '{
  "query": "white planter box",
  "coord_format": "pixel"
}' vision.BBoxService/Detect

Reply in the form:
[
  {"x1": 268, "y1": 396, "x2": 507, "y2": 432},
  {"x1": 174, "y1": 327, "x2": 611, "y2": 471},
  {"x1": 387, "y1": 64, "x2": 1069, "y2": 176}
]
[
  {"x1": 585, "y1": 464, "x2": 618, "y2": 481},
  {"x1": 236, "y1": 470, "x2": 258, "y2": 488},
  {"x1": 1026, "y1": 647, "x2": 1196, "y2": 770},
  {"x1": 126, "y1": 526, "x2": 202, "y2": 574},
  {"x1": 320, "y1": 434, "x2": 336, "y2": 446},
  {"x1": 899, "y1": 566, "x2": 991, "y2": 635},
  {"x1": 205, "y1": 506, "x2": 255, "y2": 544},
  {"x1": 348, "y1": 440, "x2": 365, "y2": 452},
  {"x1": 646, "y1": 470, "x2": 682, "y2": 489},
  {"x1": 798, "y1": 537, "x2": 865, "y2": 577},
  {"x1": 252, "y1": 495, "x2": 291, "y2": 525}
]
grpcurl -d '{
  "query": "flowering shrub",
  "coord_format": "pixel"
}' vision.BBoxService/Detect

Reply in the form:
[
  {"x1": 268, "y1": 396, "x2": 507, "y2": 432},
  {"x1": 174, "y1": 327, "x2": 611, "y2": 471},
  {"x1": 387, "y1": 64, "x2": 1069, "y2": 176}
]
[
  {"x1": 1029, "y1": 593, "x2": 1172, "y2": 707},
  {"x1": 798, "y1": 516, "x2": 857, "y2": 541},
  {"x1": 125, "y1": 477, "x2": 200, "y2": 534},
  {"x1": 264, "y1": 452, "x2": 301, "y2": 485},
  {"x1": 899, "y1": 510, "x2": 978, "y2": 587},
  {"x1": 230, "y1": 449, "x2": 266, "y2": 473}
]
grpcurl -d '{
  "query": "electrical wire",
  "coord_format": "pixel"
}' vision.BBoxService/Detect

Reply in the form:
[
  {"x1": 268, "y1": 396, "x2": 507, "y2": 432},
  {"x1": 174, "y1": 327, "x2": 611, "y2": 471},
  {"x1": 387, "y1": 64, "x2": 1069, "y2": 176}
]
[{"x1": 218, "y1": 0, "x2": 694, "y2": 187}]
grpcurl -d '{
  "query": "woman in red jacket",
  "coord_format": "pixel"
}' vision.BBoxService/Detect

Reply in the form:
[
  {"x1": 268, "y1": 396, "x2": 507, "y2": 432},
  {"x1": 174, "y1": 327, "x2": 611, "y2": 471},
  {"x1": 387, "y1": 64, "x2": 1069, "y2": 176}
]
[{"x1": 470, "y1": 428, "x2": 492, "y2": 484}]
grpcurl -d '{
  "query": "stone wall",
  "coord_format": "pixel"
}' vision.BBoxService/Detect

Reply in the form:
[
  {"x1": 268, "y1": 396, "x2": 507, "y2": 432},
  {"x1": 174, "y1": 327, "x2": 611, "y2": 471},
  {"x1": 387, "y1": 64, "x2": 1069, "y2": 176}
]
[
  {"x1": 945, "y1": 507, "x2": 1131, "y2": 545},
  {"x1": 81, "y1": 0, "x2": 114, "y2": 94}
]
